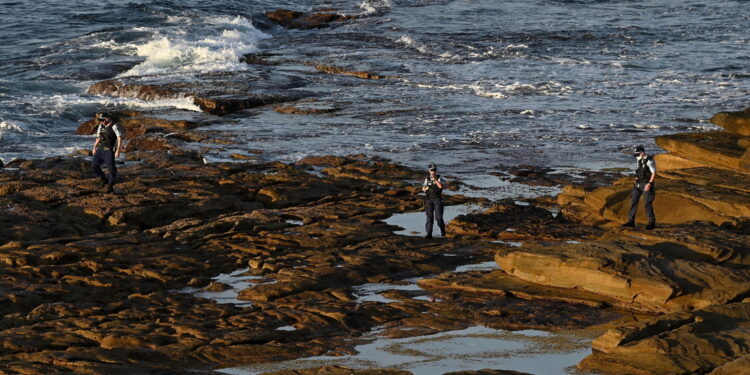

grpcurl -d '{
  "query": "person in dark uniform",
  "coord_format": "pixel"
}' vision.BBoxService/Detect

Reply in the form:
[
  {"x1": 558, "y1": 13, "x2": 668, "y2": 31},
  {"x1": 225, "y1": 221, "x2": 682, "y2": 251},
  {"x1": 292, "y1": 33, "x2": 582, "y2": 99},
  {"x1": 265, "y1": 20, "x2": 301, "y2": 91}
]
[
  {"x1": 91, "y1": 112, "x2": 123, "y2": 193},
  {"x1": 422, "y1": 163, "x2": 446, "y2": 238},
  {"x1": 624, "y1": 145, "x2": 657, "y2": 229}
]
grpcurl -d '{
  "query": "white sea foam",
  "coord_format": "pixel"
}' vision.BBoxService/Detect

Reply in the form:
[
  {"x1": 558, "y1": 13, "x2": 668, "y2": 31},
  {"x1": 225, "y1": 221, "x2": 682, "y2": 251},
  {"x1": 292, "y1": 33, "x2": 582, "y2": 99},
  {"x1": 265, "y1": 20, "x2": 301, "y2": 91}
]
[
  {"x1": 633, "y1": 123, "x2": 661, "y2": 129},
  {"x1": 32, "y1": 93, "x2": 202, "y2": 114},
  {"x1": 0, "y1": 120, "x2": 24, "y2": 141},
  {"x1": 472, "y1": 86, "x2": 507, "y2": 99},
  {"x1": 359, "y1": 0, "x2": 392, "y2": 15},
  {"x1": 0, "y1": 120, "x2": 23, "y2": 133},
  {"x1": 109, "y1": 15, "x2": 269, "y2": 77},
  {"x1": 397, "y1": 35, "x2": 431, "y2": 54}
]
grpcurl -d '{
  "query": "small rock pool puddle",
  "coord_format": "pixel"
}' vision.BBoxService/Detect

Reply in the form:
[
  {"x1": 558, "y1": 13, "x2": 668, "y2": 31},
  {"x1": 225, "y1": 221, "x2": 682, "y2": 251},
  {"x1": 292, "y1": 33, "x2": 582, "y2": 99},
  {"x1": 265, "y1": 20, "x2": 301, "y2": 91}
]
[
  {"x1": 216, "y1": 325, "x2": 592, "y2": 375},
  {"x1": 384, "y1": 204, "x2": 485, "y2": 237},
  {"x1": 177, "y1": 267, "x2": 276, "y2": 307},
  {"x1": 193, "y1": 182, "x2": 590, "y2": 374}
]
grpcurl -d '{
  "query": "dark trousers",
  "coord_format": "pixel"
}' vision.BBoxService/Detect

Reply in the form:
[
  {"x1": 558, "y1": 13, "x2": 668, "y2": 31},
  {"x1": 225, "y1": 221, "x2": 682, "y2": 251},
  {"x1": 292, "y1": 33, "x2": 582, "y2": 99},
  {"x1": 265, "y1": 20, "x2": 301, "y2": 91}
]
[
  {"x1": 628, "y1": 183, "x2": 655, "y2": 223},
  {"x1": 92, "y1": 149, "x2": 117, "y2": 186},
  {"x1": 425, "y1": 197, "x2": 445, "y2": 236}
]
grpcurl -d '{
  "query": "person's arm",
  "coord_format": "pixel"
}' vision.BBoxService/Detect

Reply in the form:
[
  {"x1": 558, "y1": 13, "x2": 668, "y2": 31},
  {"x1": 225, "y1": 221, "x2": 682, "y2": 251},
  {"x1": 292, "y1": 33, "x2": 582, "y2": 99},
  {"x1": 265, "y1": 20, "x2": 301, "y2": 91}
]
[
  {"x1": 434, "y1": 176, "x2": 444, "y2": 189},
  {"x1": 114, "y1": 124, "x2": 124, "y2": 158},
  {"x1": 645, "y1": 159, "x2": 656, "y2": 191},
  {"x1": 115, "y1": 137, "x2": 122, "y2": 158},
  {"x1": 92, "y1": 125, "x2": 100, "y2": 155}
]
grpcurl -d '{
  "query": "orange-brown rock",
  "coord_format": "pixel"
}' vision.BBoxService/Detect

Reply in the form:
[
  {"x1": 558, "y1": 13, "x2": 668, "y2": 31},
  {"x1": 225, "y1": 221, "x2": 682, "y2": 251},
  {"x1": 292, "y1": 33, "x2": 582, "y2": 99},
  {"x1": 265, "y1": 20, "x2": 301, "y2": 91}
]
[
  {"x1": 708, "y1": 354, "x2": 750, "y2": 375},
  {"x1": 448, "y1": 201, "x2": 603, "y2": 241},
  {"x1": 710, "y1": 107, "x2": 750, "y2": 136},
  {"x1": 265, "y1": 9, "x2": 358, "y2": 29},
  {"x1": 579, "y1": 302, "x2": 750, "y2": 375},
  {"x1": 558, "y1": 166, "x2": 750, "y2": 227},
  {"x1": 494, "y1": 241, "x2": 750, "y2": 313},
  {"x1": 655, "y1": 131, "x2": 749, "y2": 171},
  {"x1": 653, "y1": 152, "x2": 710, "y2": 171},
  {"x1": 313, "y1": 64, "x2": 382, "y2": 79}
]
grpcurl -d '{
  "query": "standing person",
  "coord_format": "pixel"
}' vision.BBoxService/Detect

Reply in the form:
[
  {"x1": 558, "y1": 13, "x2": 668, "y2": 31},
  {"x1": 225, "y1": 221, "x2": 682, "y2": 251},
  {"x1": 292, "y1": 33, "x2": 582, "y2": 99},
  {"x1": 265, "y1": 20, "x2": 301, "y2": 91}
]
[
  {"x1": 91, "y1": 112, "x2": 123, "y2": 193},
  {"x1": 624, "y1": 145, "x2": 656, "y2": 229},
  {"x1": 422, "y1": 163, "x2": 446, "y2": 238}
]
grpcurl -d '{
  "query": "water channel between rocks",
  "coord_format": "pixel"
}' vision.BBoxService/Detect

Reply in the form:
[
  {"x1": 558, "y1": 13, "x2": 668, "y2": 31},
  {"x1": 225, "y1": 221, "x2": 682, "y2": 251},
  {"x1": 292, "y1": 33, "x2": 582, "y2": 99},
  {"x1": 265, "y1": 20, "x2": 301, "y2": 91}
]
[{"x1": 216, "y1": 325, "x2": 594, "y2": 375}]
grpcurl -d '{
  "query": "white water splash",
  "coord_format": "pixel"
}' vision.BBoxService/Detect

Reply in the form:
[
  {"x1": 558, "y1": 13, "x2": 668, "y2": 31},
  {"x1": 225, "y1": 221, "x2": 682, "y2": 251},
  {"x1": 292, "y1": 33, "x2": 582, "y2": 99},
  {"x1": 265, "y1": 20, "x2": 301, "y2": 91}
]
[
  {"x1": 108, "y1": 15, "x2": 269, "y2": 77},
  {"x1": 360, "y1": 0, "x2": 393, "y2": 15}
]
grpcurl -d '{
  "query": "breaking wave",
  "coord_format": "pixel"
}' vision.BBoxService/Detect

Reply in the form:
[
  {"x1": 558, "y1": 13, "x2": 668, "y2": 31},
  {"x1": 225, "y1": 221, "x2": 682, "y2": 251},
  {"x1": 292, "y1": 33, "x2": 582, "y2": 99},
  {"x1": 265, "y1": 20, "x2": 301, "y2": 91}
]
[{"x1": 107, "y1": 15, "x2": 270, "y2": 77}]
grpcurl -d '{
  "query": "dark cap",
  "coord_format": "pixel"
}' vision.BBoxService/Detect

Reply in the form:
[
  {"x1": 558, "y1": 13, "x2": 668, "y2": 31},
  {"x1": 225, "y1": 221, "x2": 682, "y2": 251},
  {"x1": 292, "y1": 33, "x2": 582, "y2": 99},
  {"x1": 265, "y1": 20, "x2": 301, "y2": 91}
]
[
  {"x1": 634, "y1": 145, "x2": 645, "y2": 153},
  {"x1": 97, "y1": 112, "x2": 112, "y2": 121},
  {"x1": 428, "y1": 163, "x2": 437, "y2": 171}
]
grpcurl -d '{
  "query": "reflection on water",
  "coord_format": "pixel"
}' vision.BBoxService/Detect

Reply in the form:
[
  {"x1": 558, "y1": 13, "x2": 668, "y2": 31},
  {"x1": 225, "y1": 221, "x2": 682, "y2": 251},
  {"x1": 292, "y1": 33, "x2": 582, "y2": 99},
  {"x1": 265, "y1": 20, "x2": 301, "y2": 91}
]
[
  {"x1": 217, "y1": 325, "x2": 593, "y2": 375},
  {"x1": 179, "y1": 267, "x2": 265, "y2": 306},
  {"x1": 385, "y1": 204, "x2": 484, "y2": 237}
]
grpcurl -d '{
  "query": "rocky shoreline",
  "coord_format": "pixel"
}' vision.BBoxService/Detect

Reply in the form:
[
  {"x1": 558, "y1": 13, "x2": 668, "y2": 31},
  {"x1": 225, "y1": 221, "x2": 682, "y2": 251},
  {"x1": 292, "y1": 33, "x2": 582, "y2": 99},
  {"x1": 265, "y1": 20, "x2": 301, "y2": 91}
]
[{"x1": 2, "y1": 8, "x2": 750, "y2": 375}]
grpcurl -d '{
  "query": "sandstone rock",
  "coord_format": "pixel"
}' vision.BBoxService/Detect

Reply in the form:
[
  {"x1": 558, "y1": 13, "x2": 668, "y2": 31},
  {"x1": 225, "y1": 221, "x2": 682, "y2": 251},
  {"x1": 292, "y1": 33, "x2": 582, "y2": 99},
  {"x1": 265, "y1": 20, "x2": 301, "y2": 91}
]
[
  {"x1": 653, "y1": 152, "x2": 710, "y2": 171},
  {"x1": 274, "y1": 103, "x2": 340, "y2": 115},
  {"x1": 708, "y1": 354, "x2": 750, "y2": 375},
  {"x1": 87, "y1": 80, "x2": 299, "y2": 116},
  {"x1": 655, "y1": 131, "x2": 749, "y2": 171},
  {"x1": 600, "y1": 223, "x2": 750, "y2": 268},
  {"x1": 313, "y1": 64, "x2": 382, "y2": 79},
  {"x1": 448, "y1": 201, "x2": 603, "y2": 241},
  {"x1": 710, "y1": 108, "x2": 750, "y2": 136},
  {"x1": 265, "y1": 9, "x2": 358, "y2": 29},
  {"x1": 76, "y1": 111, "x2": 198, "y2": 136},
  {"x1": 240, "y1": 53, "x2": 283, "y2": 66},
  {"x1": 580, "y1": 302, "x2": 750, "y2": 375},
  {"x1": 558, "y1": 166, "x2": 750, "y2": 226},
  {"x1": 495, "y1": 241, "x2": 750, "y2": 313}
]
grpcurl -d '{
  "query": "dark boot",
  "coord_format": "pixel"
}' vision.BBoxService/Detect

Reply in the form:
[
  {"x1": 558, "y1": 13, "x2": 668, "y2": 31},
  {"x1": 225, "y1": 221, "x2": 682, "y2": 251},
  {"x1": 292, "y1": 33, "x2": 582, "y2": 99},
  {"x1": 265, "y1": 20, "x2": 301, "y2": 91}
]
[
  {"x1": 623, "y1": 221, "x2": 635, "y2": 228},
  {"x1": 100, "y1": 177, "x2": 108, "y2": 188},
  {"x1": 106, "y1": 184, "x2": 114, "y2": 193},
  {"x1": 646, "y1": 222, "x2": 655, "y2": 230}
]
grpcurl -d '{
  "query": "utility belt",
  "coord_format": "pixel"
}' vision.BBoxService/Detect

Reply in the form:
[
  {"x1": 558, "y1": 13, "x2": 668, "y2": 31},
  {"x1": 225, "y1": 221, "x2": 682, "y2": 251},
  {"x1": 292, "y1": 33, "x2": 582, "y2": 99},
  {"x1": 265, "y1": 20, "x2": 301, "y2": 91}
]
[{"x1": 634, "y1": 181, "x2": 655, "y2": 190}]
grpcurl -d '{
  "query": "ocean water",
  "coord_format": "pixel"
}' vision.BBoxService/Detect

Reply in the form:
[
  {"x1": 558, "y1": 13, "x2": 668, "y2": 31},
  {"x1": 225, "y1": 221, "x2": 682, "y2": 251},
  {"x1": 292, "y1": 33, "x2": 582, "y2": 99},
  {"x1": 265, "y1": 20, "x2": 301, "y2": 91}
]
[{"x1": 1, "y1": 0, "x2": 748, "y2": 175}]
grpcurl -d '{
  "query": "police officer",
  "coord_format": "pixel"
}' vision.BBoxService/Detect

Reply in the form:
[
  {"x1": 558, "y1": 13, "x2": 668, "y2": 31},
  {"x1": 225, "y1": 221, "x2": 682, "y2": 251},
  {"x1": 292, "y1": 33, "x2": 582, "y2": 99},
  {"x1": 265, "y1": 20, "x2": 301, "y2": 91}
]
[
  {"x1": 624, "y1": 145, "x2": 656, "y2": 229},
  {"x1": 91, "y1": 112, "x2": 123, "y2": 193},
  {"x1": 422, "y1": 163, "x2": 446, "y2": 238}
]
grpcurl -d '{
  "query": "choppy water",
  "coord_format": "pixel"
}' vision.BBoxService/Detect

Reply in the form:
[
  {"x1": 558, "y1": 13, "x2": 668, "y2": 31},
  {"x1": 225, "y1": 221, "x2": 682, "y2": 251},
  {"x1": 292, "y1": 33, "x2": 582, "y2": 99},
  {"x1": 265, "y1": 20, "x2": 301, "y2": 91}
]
[{"x1": 1, "y1": 0, "x2": 748, "y2": 175}]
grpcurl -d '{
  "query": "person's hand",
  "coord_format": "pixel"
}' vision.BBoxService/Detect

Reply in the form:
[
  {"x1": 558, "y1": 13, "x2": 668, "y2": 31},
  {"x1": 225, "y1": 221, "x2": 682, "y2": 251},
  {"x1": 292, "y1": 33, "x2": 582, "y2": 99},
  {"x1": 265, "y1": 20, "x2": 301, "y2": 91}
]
[
  {"x1": 644, "y1": 182, "x2": 652, "y2": 192},
  {"x1": 115, "y1": 150, "x2": 121, "y2": 159},
  {"x1": 91, "y1": 147, "x2": 96, "y2": 156},
  {"x1": 422, "y1": 186, "x2": 429, "y2": 192}
]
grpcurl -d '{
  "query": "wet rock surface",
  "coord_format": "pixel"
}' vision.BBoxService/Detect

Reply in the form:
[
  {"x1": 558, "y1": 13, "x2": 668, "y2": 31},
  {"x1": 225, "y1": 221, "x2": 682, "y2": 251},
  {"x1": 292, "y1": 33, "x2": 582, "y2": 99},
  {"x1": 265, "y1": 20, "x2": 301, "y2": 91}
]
[
  {"x1": 87, "y1": 78, "x2": 306, "y2": 116},
  {"x1": 265, "y1": 9, "x2": 359, "y2": 30},
  {"x1": 0, "y1": 144, "x2": 617, "y2": 374},
  {"x1": 5, "y1": 74, "x2": 750, "y2": 375}
]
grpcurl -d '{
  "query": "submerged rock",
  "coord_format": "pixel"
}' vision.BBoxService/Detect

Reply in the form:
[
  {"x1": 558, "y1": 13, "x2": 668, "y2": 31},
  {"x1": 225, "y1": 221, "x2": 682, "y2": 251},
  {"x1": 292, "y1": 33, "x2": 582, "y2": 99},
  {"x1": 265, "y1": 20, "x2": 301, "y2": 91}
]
[
  {"x1": 313, "y1": 64, "x2": 384, "y2": 79},
  {"x1": 87, "y1": 80, "x2": 302, "y2": 116},
  {"x1": 265, "y1": 9, "x2": 358, "y2": 29}
]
